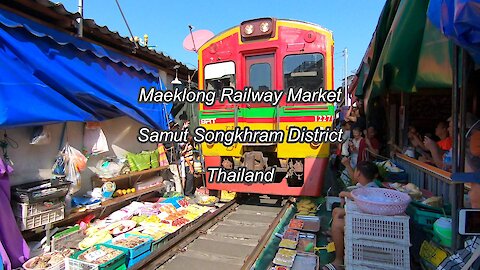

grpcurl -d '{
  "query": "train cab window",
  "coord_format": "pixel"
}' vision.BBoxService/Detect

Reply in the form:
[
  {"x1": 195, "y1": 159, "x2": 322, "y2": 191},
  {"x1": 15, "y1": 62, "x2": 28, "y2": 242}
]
[
  {"x1": 249, "y1": 63, "x2": 271, "y2": 90},
  {"x1": 283, "y1": 53, "x2": 324, "y2": 90},
  {"x1": 204, "y1": 61, "x2": 236, "y2": 90}
]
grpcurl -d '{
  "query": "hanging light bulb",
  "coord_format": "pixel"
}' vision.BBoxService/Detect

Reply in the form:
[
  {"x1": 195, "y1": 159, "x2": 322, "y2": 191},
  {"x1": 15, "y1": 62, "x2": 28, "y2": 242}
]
[{"x1": 171, "y1": 65, "x2": 182, "y2": 85}]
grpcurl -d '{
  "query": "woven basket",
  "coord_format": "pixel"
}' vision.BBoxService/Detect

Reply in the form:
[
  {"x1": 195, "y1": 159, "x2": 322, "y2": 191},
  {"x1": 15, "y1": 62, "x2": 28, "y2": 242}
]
[{"x1": 351, "y1": 188, "x2": 411, "y2": 216}]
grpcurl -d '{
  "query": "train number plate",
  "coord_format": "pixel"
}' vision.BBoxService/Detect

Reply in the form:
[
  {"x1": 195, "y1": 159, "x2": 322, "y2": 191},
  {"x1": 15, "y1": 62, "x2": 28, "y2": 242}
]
[{"x1": 314, "y1": 115, "x2": 333, "y2": 122}]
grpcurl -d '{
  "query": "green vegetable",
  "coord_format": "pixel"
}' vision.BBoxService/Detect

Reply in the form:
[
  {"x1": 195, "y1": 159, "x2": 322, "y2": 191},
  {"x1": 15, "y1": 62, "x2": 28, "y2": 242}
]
[{"x1": 163, "y1": 191, "x2": 182, "y2": 198}]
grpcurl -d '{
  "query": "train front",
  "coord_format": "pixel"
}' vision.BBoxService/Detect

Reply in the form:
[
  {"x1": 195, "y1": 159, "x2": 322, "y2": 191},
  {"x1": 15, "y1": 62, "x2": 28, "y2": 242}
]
[{"x1": 197, "y1": 18, "x2": 336, "y2": 196}]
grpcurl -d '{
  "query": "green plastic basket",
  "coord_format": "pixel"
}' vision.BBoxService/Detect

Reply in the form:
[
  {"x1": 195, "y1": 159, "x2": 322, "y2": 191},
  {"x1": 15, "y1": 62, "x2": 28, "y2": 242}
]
[
  {"x1": 407, "y1": 204, "x2": 451, "y2": 230},
  {"x1": 70, "y1": 244, "x2": 126, "y2": 270}
]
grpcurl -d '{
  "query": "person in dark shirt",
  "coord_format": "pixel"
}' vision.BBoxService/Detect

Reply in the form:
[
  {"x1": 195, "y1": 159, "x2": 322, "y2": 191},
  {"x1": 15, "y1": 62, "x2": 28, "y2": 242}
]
[
  {"x1": 365, "y1": 125, "x2": 381, "y2": 155},
  {"x1": 182, "y1": 134, "x2": 196, "y2": 197}
]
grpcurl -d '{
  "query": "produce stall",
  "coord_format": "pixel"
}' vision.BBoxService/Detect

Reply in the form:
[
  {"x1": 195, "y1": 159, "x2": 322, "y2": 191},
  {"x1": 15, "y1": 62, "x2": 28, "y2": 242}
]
[{"x1": 22, "y1": 193, "x2": 222, "y2": 270}]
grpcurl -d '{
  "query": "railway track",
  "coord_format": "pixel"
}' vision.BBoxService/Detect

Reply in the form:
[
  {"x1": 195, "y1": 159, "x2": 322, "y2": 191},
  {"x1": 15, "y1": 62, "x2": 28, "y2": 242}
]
[{"x1": 131, "y1": 196, "x2": 291, "y2": 270}]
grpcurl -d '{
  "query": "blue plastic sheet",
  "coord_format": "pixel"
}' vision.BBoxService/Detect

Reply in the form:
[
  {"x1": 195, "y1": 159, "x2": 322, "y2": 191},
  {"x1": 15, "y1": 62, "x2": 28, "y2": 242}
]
[
  {"x1": 0, "y1": 8, "x2": 171, "y2": 129},
  {"x1": 428, "y1": 0, "x2": 480, "y2": 63}
]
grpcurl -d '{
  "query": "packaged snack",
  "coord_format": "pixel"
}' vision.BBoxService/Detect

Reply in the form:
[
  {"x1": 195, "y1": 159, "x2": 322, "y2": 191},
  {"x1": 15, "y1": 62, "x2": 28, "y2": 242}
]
[
  {"x1": 288, "y1": 219, "x2": 304, "y2": 230},
  {"x1": 279, "y1": 239, "x2": 298, "y2": 249}
]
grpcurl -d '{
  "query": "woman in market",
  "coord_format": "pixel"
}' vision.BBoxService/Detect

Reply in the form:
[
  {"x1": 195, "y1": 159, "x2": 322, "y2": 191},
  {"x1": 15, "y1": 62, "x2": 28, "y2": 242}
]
[
  {"x1": 339, "y1": 127, "x2": 367, "y2": 186},
  {"x1": 323, "y1": 159, "x2": 380, "y2": 270},
  {"x1": 182, "y1": 134, "x2": 196, "y2": 197},
  {"x1": 424, "y1": 113, "x2": 478, "y2": 171},
  {"x1": 364, "y1": 125, "x2": 381, "y2": 156},
  {"x1": 348, "y1": 127, "x2": 367, "y2": 168}
]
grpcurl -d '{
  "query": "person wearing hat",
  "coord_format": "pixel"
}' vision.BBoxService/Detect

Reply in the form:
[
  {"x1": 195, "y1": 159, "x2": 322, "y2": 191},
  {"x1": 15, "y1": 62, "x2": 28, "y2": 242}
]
[{"x1": 437, "y1": 118, "x2": 480, "y2": 270}]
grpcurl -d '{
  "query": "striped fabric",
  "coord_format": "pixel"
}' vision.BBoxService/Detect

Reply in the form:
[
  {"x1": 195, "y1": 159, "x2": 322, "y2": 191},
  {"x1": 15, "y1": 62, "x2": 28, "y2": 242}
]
[
  {"x1": 183, "y1": 143, "x2": 194, "y2": 165},
  {"x1": 437, "y1": 237, "x2": 480, "y2": 270}
]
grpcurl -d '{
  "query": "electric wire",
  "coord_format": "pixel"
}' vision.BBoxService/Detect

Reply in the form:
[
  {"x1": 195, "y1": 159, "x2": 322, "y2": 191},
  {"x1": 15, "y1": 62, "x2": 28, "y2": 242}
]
[{"x1": 114, "y1": 0, "x2": 138, "y2": 49}]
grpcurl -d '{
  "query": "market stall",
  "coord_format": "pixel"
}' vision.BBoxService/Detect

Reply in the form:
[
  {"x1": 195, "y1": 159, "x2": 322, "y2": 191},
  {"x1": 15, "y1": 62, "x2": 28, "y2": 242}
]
[
  {"x1": 21, "y1": 194, "x2": 220, "y2": 270},
  {"x1": 0, "y1": 2, "x2": 192, "y2": 269}
]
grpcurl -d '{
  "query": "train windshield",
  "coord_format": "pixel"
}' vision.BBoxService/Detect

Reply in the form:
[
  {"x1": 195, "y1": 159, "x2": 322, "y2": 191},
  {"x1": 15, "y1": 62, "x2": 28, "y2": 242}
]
[
  {"x1": 204, "y1": 61, "x2": 236, "y2": 90},
  {"x1": 283, "y1": 53, "x2": 324, "y2": 90}
]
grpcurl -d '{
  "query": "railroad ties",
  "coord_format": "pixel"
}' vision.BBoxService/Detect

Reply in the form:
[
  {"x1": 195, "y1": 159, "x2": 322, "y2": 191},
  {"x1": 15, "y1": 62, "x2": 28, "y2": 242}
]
[{"x1": 157, "y1": 196, "x2": 286, "y2": 270}]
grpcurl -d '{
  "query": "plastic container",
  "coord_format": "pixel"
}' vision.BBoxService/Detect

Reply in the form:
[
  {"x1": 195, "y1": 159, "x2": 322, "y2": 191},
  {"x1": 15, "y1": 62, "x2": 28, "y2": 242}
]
[
  {"x1": 351, "y1": 188, "x2": 411, "y2": 216},
  {"x1": 291, "y1": 252, "x2": 318, "y2": 270},
  {"x1": 433, "y1": 217, "x2": 452, "y2": 247},
  {"x1": 13, "y1": 199, "x2": 64, "y2": 219},
  {"x1": 151, "y1": 238, "x2": 165, "y2": 252},
  {"x1": 127, "y1": 250, "x2": 150, "y2": 268},
  {"x1": 104, "y1": 233, "x2": 153, "y2": 258},
  {"x1": 406, "y1": 204, "x2": 450, "y2": 230},
  {"x1": 294, "y1": 215, "x2": 320, "y2": 233},
  {"x1": 23, "y1": 255, "x2": 65, "y2": 270},
  {"x1": 12, "y1": 179, "x2": 71, "y2": 204},
  {"x1": 345, "y1": 238, "x2": 410, "y2": 270},
  {"x1": 345, "y1": 200, "x2": 410, "y2": 245},
  {"x1": 17, "y1": 206, "x2": 64, "y2": 231},
  {"x1": 68, "y1": 244, "x2": 126, "y2": 270},
  {"x1": 51, "y1": 226, "x2": 84, "y2": 251}
]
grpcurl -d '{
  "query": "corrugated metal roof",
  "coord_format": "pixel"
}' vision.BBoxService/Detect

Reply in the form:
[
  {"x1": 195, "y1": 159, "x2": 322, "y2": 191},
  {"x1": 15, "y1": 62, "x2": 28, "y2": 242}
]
[{"x1": 1, "y1": 0, "x2": 194, "y2": 78}]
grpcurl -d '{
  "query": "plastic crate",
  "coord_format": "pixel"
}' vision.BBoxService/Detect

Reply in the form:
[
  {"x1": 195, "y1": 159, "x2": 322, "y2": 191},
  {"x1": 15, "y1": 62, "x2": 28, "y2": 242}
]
[
  {"x1": 151, "y1": 234, "x2": 170, "y2": 252},
  {"x1": 12, "y1": 179, "x2": 70, "y2": 204},
  {"x1": 104, "y1": 233, "x2": 152, "y2": 258},
  {"x1": 23, "y1": 255, "x2": 66, "y2": 270},
  {"x1": 13, "y1": 199, "x2": 64, "y2": 219},
  {"x1": 52, "y1": 226, "x2": 84, "y2": 251},
  {"x1": 127, "y1": 251, "x2": 150, "y2": 268},
  {"x1": 68, "y1": 244, "x2": 126, "y2": 270},
  {"x1": 17, "y1": 206, "x2": 64, "y2": 231},
  {"x1": 406, "y1": 204, "x2": 450, "y2": 230},
  {"x1": 345, "y1": 238, "x2": 410, "y2": 270},
  {"x1": 346, "y1": 200, "x2": 410, "y2": 245}
]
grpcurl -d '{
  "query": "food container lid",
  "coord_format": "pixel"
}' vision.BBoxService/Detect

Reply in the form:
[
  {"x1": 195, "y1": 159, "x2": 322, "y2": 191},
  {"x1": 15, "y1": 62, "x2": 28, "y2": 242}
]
[{"x1": 434, "y1": 217, "x2": 452, "y2": 229}]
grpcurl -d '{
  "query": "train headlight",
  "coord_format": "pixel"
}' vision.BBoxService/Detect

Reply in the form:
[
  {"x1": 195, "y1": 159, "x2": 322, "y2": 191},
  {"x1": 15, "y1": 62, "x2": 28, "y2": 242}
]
[
  {"x1": 260, "y1": 22, "x2": 270, "y2": 33},
  {"x1": 310, "y1": 142, "x2": 321, "y2": 149},
  {"x1": 244, "y1": 24, "x2": 254, "y2": 35}
]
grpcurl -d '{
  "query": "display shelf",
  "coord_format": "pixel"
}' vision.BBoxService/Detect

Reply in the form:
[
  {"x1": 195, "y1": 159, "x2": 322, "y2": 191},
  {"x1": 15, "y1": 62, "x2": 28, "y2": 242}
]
[
  {"x1": 101, "y1": 184, "x2": 164, "y2": 208},
  {"x1": 22, "y1": 183, "x2": 164, "y2": 238},
  {"x1": 92, "y1": 165, "x2": 168, "y2": 183}
]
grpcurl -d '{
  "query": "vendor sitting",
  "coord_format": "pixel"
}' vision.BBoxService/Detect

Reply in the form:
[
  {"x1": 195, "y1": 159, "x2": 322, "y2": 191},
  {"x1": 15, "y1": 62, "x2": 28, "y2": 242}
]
[{"x1": 323, "y1": 159, "x2": 380, "y2": 270}]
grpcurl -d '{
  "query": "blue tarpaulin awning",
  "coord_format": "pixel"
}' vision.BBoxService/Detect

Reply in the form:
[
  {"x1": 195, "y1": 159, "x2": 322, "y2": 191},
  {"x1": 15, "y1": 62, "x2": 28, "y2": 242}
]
[
  {"x1": 0, "y1": 8, "x2": 171, "y2": 129},
  {"x1": 428, "y1": 0, "x2": 480, "y2": 64}
]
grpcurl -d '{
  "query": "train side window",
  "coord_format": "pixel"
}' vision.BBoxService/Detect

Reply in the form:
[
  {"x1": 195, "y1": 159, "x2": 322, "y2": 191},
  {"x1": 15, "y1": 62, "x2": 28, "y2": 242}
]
[
  {"x1": 283, "y1": 53, "x2": 324, "y2": 90},
  {"x1": 204, "y1": 61, "x2": 236, "y2": 90},
  {"x1": 249, "y1": 63, "x2": 271, "y2": 90}
]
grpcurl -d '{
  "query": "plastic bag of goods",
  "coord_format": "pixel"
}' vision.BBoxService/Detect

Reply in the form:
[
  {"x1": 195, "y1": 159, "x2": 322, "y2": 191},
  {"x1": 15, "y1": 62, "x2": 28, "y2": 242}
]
[{"x1": 96, "y1": 157, "x2": 123, "y2": 179}]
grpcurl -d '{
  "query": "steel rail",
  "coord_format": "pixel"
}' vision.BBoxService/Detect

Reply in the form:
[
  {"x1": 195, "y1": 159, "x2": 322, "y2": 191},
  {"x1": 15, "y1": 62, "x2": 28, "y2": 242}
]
[
  {"x1": 241, "y1": 198, "x2": 293, "y2": 270},
  {"x1": 130, "y1": 199, "x2": 238, "y2": 270}
]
